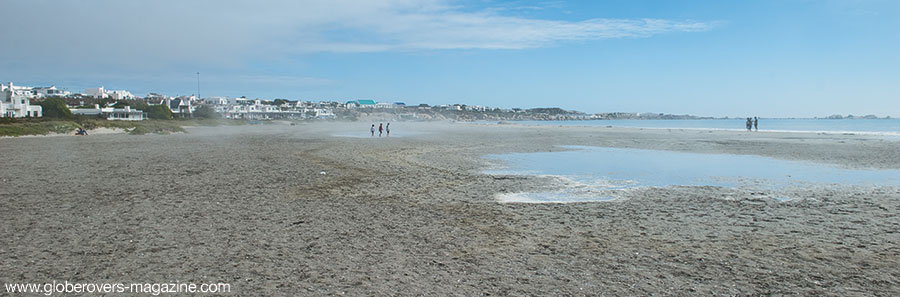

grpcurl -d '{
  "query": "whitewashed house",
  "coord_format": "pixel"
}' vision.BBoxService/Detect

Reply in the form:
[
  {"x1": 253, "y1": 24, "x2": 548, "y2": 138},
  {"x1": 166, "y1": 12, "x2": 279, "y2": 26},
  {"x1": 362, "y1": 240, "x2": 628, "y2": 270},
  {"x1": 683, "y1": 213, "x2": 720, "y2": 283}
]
[
  {"x1": 166, "y1": 96, "x2": 196, "y2": 116},
  {"x1": 315, "y1": 109, "x2": 335, "y2": 119},
  {"x1": 33, "y1": 86, "x2": 70, "y2": 98},
  {"x1": 375, "y1": 102, "x2": 395, "y2": 109},
  {"x1": 1, "y1": 82, "x2": 42, "y2": 118},
  {"x1": 204, "y1": 97, "x2": 229, "y2": 105},
  {"x1": 85, "y1": 87, "x2": 107, "y2": 98},
  {"x1": 356, "y1": 99, "x2": 376, "y2": 108},
  {"x1": 144, "y1": 93, "x2": 171, "y2": 105},
  {"x1": 70, "y1": 104, "x2": 144, "y2": 121},
  {"x1": 263, "y1": 105, "x2": 279, "y2": 112},
  {"x1": 84, "y1": 87, "x2": 133, "y2": 100},
  {"x1": 107, "y1": 90, "x2": 135, "y2": 100}
]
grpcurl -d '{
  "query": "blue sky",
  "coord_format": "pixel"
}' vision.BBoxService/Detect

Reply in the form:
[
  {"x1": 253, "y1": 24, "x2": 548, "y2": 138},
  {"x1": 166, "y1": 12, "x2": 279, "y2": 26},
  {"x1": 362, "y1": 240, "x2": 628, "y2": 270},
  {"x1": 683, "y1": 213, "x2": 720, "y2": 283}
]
[{"x1": 2, "y1": 0, "x2": 898, "y2": 117}]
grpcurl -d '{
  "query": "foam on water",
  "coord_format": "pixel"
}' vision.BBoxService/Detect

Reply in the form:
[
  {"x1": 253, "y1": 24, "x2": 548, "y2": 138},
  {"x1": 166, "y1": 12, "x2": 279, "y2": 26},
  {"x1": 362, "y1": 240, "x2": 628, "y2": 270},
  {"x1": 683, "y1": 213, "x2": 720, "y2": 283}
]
[{"x1": 484, "y1": 146, "x2": 900, "y2": 203}]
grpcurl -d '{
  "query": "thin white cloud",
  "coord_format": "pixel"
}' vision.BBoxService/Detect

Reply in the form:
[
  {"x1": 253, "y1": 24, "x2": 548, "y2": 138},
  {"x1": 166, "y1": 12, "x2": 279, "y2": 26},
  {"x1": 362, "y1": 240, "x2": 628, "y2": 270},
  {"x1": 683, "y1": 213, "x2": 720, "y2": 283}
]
[
  {"x1": 0, "y1": 0, "x2": 718, "y2": 68},
  {"x1": 289, "y1": 2, "x2": 718, "y2": 52},
  {"x1": 339, "y1": 15, "x2": 716, "y2": 51}
]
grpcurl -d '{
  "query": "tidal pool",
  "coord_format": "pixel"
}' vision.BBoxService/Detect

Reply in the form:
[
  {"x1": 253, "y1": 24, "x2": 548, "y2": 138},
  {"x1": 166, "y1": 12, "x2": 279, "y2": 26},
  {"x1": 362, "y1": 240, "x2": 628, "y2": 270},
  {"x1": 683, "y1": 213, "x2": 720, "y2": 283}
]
[{"x1": 484, "y1": 146, "x2": 900, "y2": 203}]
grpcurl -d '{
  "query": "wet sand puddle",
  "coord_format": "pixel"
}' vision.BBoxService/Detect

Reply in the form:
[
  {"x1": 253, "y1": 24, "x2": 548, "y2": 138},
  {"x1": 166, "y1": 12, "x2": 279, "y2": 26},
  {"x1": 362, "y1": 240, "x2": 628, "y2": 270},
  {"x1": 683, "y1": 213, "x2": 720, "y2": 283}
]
[{"x1": 484, "y1": 146, "x2": 900, "y2": 203}]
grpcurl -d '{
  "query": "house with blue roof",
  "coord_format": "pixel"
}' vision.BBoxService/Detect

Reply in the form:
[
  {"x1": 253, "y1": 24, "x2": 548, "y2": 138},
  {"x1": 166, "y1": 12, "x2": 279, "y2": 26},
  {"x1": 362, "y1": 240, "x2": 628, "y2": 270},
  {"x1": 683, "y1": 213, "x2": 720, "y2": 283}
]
[
  {"x1": 345, "y1": 99, "x2": 376, "y2": 109},
  {"x1": 357, "y1": 99, "x2": 376, "y2": 107}
]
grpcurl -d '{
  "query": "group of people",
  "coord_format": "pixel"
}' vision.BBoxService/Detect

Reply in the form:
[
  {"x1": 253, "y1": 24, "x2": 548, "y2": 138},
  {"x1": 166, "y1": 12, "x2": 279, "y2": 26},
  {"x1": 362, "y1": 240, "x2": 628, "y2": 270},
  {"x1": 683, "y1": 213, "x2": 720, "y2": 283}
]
[
  {"x1": 370, "y1": 122, "x2": 390, "y2": 137},
  {"x1": 745, "y1": 117, "x2": 759, "y2": 131}
]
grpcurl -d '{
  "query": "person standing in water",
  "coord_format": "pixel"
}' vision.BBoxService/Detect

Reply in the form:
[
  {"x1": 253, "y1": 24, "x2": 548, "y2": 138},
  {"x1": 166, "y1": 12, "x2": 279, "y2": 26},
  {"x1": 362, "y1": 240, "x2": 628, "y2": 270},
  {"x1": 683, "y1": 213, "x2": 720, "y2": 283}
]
[
  {"x1": 746, "y1": 118, "x2": 752, "y2": 131},
  {"x1": 370, "y1": 124, "x2": 375, "y2": 136},
  {"x1": 378, "y1": 123, "x2": 383, "y2": 137},
  {"x1": 753, "y1": 117, "x2": 759, "y2": 131},
  {"x1": 386, "y1": 123, "x2": 390, "y2": 137}
]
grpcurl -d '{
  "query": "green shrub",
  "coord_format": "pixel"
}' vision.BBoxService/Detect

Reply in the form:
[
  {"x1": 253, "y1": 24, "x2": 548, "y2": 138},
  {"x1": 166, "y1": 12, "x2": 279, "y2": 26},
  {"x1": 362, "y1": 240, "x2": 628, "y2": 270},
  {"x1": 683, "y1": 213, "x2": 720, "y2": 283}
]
[
  {"x1": 144, "y1": 105, "x2": 173, "y2": 120},
  {"x1": 38, "y1": 97, "x2": 73, "y2": 119}
]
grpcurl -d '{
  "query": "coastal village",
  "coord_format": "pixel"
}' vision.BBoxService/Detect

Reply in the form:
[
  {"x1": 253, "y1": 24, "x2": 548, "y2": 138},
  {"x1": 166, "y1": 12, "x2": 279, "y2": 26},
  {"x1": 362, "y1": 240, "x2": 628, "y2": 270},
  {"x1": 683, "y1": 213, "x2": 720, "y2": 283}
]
[{"x1": 1, "y1": 81, "x2": 711, "y2": 122}]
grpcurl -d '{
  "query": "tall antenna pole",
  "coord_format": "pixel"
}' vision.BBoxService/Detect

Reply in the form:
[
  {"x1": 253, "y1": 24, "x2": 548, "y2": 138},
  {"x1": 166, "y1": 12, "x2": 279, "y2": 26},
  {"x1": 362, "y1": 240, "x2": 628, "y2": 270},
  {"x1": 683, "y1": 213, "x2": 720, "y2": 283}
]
[{"x1": 196, "y1": 72, "x2": 200, "y2": 100}]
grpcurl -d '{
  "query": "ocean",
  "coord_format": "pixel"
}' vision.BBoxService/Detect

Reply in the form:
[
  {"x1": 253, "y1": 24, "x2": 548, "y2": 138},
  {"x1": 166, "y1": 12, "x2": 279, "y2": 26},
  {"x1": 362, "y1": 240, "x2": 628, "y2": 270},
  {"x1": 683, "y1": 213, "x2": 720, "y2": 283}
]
[{"x1": 507, "y1": 118, "x2": 900, "y2": 135}]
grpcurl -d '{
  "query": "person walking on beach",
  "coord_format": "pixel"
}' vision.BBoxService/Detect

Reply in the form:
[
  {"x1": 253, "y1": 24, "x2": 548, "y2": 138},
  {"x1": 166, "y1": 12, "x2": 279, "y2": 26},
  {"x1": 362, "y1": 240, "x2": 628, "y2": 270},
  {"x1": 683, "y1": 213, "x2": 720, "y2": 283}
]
[
  {"x1": 753, "y1": 117, "x2": 759, "y2": 131},
  {"x1": 370, "y1": 124, "x2": 375, "y2": 136},
  {"x1": 378, "y1": 123, "x2": 383, "y2": 137},
  {"x1": 746, "y1": 118, "x2": 752, "y2": 131},
  {"x1": 386, "y1": 123, "x2": 390, "y2": 137}
]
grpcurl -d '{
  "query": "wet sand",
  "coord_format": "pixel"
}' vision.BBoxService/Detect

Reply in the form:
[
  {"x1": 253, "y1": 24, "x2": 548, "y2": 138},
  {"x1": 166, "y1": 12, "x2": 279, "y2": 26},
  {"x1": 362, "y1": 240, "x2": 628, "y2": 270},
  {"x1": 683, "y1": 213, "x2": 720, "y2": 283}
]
[{"x1": 1, "y1": 122, "x2": 898, "y2": 295}]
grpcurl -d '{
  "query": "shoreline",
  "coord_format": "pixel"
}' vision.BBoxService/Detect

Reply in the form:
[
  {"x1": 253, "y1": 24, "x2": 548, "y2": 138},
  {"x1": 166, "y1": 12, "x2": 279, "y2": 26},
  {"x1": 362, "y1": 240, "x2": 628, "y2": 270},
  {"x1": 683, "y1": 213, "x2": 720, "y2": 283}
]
[{"x1": 484, "y1": 120, "x2": 900, "y2": 137}]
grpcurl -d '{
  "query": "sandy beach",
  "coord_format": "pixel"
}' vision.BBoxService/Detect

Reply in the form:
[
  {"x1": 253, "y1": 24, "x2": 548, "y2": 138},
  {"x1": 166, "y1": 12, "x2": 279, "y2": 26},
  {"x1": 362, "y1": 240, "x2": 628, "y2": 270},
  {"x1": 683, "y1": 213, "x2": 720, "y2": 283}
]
[{"x1": 1, "y1": 121, "x2": 898, "y2": 295}]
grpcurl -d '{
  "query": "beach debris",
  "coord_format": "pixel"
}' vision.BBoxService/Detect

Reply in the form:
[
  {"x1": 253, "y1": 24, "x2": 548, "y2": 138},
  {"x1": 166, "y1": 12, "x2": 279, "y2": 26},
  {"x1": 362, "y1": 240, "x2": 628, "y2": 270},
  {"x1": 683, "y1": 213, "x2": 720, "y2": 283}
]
[{"x1": 319, "y1": 171, "x2": 327, "y2": 175}]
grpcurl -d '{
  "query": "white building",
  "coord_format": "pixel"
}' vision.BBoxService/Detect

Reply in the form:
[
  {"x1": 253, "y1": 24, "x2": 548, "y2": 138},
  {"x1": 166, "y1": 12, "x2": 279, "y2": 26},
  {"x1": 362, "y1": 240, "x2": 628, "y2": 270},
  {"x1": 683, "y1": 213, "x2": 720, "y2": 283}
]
[
  {"x1": 70, "y1": 105, "x2": 144, "y2": 121},
  {"x1": 144, "y1": 93, "x2": 170, "y2": 105},
  {"x1": 165, "y1": 97, "x2": 195, "y2": 115},
  {"x1": 85, "y1": 87, "x2": 107, "y2": 98},
  {"x1": 107, "y1": 90, "x2": 134, "y2": 100},
  {"x1": 468, "y1": 105, "x2": 488, "y2": 112},
  {"x1": 356, "y1": 99, "x2": 376, "y2": 108},
  {"x1": 375, "y1": 102, "x2": 395, "y2": 109},
  {"x1": 85, "y1": 87, "x2": 134, "y2": 100},
  {"x1": 315, "y1": 109, "x2": 335, "y2": 119},
  {"x1": 204, "y1": 96, "x2": 229, "y2": 105},
  {"x1": 1, "y1": 82, "x2": 42, "y2": 118},
  {"x1": 33, "y1": 86, "x2": 70, "y2": 98}
]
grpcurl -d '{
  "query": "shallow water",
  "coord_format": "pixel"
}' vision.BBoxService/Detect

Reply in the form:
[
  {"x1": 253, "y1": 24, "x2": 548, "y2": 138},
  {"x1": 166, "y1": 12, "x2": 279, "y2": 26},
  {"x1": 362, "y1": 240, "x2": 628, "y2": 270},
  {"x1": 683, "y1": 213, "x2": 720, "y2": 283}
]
[{"x1": 484, "y1": 146, "x2": 900, "y2": 203}]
